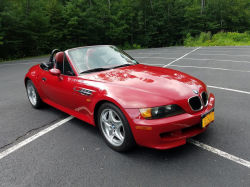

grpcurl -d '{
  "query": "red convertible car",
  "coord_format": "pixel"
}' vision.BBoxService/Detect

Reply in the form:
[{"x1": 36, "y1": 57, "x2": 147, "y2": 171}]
[{"x1": 24, "y1": 45, "x2": 215, "y2": 151}]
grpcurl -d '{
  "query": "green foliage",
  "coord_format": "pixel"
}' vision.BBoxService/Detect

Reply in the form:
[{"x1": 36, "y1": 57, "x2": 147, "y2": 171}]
[
  {"x1": 121, "y1": 42, "x2": 141, "y2": 50},
  {"x1": 184, "y1": 31, "x2": 250, "y2": 47},
  {"x1": 1, "y1": 0, "x2": 250, "y2": 61}
]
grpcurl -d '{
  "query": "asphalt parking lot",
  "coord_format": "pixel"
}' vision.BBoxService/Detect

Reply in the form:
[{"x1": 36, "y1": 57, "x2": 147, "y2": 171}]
[{"x1": 0, "y1": 46, "x2": 250, "y2": 187}]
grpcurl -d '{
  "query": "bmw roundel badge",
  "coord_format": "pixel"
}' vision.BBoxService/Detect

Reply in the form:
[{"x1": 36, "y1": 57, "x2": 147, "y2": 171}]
[{"x1": 193, "y1": 90, "x2": 199, "y2": 94}]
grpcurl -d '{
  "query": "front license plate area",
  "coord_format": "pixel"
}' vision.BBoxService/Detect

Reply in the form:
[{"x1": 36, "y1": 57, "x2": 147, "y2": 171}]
[{"x1": 201, "y1": 108, "x2": 214, "y2": 128}]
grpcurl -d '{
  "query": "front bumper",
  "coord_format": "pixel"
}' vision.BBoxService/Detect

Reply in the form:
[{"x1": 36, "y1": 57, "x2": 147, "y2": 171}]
[{"x1": 124, "y1": 93, "x2": 215, "y2": 150}]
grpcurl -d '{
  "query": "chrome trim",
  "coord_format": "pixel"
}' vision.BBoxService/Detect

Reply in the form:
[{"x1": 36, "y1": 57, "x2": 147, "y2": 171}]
[
  {"x1": 201, "y1": 92, "x2": 208, "y2": 106},
  {"x1": 74, "y1": 87, "x2": 95, "y2": 96},
  {"x1": 188, "y1": 96, "x2": 203, "y2": 111},
  {"x1": 193, "y1": 90, "x2": 199, "y2": 94}
]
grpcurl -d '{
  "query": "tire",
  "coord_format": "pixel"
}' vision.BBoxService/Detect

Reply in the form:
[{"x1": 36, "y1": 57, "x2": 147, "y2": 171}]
[
  {"x1": 26, "y1": 80, "x2": 44, "y2": 109},
  {"x1": 97, "y1": 102, "x2": 136, "y2": 152}
]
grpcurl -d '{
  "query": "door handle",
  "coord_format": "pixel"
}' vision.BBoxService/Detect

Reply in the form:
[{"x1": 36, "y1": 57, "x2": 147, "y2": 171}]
[{"x1": 42, "y1": 77, "x2": 47, "y2": 81}]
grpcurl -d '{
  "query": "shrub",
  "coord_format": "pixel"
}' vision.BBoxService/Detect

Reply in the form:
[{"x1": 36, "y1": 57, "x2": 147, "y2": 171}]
[{"x1": 184, "y1": 31, "x2": 250, "y2": 47}]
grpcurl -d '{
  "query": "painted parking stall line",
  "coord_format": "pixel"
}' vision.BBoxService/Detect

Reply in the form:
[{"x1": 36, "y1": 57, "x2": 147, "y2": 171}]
[
  {"x1": 0, "y1": 62, "x2": 39, "y2": 66},
  {"x1": 169, "y1": 64, "x2": 250, "y2": 73},
  {"x1": 188, "y1": 139, "x2": 250, "y2": 169},
  {"x1": 142, "y1": 50, "x2": 250, "y2": 169},
  {"x1": 183, "y1": 58, "x2": 250, "y2": 64},
  {"x1": 0, "y1": 116, "x2": 74, "y2": 160},
  {"x1": 155, "y1": 47, "x2": 250, "y2": 169},
  {"x1": 135, "y1": 56, "x2": 250, "y2": 64},
  {"x1": 138, "y1": 53, "x2": 162, "y2": 55},
  {"x1": 163, "y1": 47, "x2": 202, "y2": 67},
  {"x1": 207, "y1": 85, "x2": 250, "y2": 95},
  {"x1": 141, "y1": 63, "x2": 166, "y2": 66},
  {"x1": 0, "y1": 47, "x2": 249, "y2": 171},
  {"x1": 183, "y1": 53, "x2": 250, "y2": 57},
  {"x1": 134, "y1": 57, "x2": 176, "y2": 60},
  {"x1": 144, "y1": 52, "x2": 250, "y2": 57}
]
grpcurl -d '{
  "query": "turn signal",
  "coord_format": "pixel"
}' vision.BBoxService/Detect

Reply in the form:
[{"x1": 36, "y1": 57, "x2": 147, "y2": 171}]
[{"x1": 139, "y1": 108, "x2": 152, "y2": 118}]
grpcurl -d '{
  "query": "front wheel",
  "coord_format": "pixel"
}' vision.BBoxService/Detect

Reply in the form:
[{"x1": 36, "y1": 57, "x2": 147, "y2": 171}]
[
  {"x1": 98, "y1": 102, "x2": 136, "y2": 152},
  {"x1": 26, "y1": 80, "x2": 44, "y2": 109}
]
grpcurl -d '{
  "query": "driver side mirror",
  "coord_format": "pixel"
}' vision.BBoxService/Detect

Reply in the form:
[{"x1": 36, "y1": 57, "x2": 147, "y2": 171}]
[{"x1": 49, "y1": 68, "x2": 63, "y2": 80}]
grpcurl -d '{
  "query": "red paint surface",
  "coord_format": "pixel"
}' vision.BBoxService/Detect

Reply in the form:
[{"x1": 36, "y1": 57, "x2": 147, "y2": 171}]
[{"x1": 24, "y1": 50, "x2": 215, "y2": 150}]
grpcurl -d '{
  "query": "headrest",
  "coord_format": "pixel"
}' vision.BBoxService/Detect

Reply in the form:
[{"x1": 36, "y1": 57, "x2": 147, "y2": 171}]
[
  {"x1": 86, "y1": 48, "x2": 97, "y2": 58},
  {"x1": 55, "y1": 52, "x2": 64, "y2": 63}
]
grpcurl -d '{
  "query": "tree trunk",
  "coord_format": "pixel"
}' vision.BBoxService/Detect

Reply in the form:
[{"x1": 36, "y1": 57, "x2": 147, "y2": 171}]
[
  {"x1": 201, "y1": 0, "x2": 203, "y2": 15},
  {"x1": 220, "y1": 2, "x2": 223, "y2": 28},
  {"x1": 149, "y1": 0, "x2": 154, "y2": 15},
  {"x1": 26, "y1": 0, "x2": 29, "y2": 16},
  {"x1": 145, "y1": 3, "x2": 146, "y2": 33},
  {"x1": 131, "y1": 16, "x2": 133, "y2": 45},
  {"x1": 108, "y1": 0, "x2": 110, "y2": 13}
]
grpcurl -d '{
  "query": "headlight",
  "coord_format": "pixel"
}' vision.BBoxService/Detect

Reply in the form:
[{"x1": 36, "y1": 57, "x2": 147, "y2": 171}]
[{"x1": 139, "y1": 104, "x2": 185, "y2": 119}]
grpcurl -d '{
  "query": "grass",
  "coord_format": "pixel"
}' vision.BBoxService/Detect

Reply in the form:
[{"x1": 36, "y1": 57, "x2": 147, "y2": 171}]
[
  {"x1": 184, "y1": 31, "x2": 250, "y2": 47},
  {"x1": 0, "y1": 54, "x2": 50, "y2": 63}
]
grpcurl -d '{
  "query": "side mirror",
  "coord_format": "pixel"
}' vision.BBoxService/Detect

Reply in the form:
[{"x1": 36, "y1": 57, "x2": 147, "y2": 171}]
[
  {"x1": 49, "y1": 69, "x2": 63, "y2": 81},
  {"x1": 49, "y1": 68, "x2": 61, "y2": 76}
]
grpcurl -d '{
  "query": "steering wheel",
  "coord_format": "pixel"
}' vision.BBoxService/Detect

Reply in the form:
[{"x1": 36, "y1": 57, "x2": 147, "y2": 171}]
[
  {"x1": 105, "y1": 58, "x2": 117, "y2": 65},
  {"x1": 42, "y1": 62, "x2": 53, "y2": 70}
]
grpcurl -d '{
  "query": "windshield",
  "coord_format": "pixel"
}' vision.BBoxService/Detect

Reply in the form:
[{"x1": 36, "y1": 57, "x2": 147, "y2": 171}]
[{"x1": 68, "y1": 45, "x2": 139, "y2": 73}]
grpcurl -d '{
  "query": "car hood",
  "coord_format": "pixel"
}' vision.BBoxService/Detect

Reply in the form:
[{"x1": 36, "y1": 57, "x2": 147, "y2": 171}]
[{"x1": 80, "y1": 64, "x2": 206, "y2": 102}]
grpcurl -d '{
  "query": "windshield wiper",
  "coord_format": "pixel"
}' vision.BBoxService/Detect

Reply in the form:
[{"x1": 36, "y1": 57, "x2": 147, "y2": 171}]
[
  {"x1": 80, "y1": 68, "x2": 111, "y2": 74},
  {"x1": 112, "y1": 64, "x2": 132, "y2": 69}
]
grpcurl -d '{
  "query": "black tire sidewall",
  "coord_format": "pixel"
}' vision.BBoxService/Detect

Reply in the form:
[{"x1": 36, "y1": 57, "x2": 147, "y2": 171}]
[
  {"x1": 97, "y1": 102, "x2": 136, "y2": 152},
  {"x1": 26, "y1": 80, "x2": 43, "y2": 109}
]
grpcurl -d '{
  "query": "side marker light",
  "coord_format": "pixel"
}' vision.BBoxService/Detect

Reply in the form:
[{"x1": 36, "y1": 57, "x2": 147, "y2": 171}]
[{"x1": 135, "y1": 126, "x2": 152, "y2": 130}]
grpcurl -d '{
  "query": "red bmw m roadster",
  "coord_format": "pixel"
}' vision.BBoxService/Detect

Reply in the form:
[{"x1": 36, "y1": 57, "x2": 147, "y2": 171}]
[{"x1": 24, "y1": 45, "x2": 215, "y2": 151}]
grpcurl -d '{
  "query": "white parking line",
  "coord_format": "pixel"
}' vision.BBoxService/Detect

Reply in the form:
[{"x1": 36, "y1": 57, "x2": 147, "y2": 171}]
[
  {"x1": 134, "y1": 57, "x2": 176, "y2": 60},
  {"x1": 139, "y1": 53, "x2": 162, "y2": 55},
  {"x1": 169, "y1": 64, "x2": 250, "y2": 73},
  {"x1": 0, "y1": 82, "x2": 249, "y2": 169},
  {"x1": 141, "y1": 63, "x2": 165, "y2": 66},
  {"x1": 147, "y1": 51, "x2": 194, "y2": 53},
  {"x1": 135, "y1": 56, "x2": 250, "y2": 64},
  {"x1": 1, "y1": 46, "x2": 250, "y2": 171},
  {"x1": 0, "y1": 62, "x2": 38, "y2": 66},
  {"x1": 163, "y1": 47, "x2": 202, "y2": 67},
  {"x1": 184, "y1": 58, "x2": 250, "y2": 64},
  {"x1": 145, "y1": 51, "x2": 250, "y2": 57},
  {"x1": 199, "y1": 47, "x2": 250, "y2": 50},
  {"x1": 144, "y1": 52, "x2": 250, "y2": 57},
  {"x1": 186, "y1": 53, "x2": 250, "y2": 57},
  {"x1": 188, "y1": 139, "x2": 250, "y2": 169},
  {"x1": 207, "y1": 85, "x2": 250, "y2": 95},
  {"x1": 0, "y1": 116, "x2": 74, "y2": 160}
]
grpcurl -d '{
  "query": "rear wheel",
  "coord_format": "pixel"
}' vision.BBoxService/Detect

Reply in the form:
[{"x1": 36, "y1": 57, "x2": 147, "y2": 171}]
[
  {"x1": 26, "y1": 80, "x2": 44, "y2": 109},
  {"x1": 98, "y1": 102, "x2": 136, "y2": 152}
]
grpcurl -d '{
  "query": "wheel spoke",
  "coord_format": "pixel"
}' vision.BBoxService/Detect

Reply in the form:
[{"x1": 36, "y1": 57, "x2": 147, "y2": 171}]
[
  {"x1": 109, "y1": 134, "x2": 115, "y2": 142},
  {"x1": 108, "y1": 110, "x2": 114, "y2": 122},
  {"x1": 102, "y1": 112, "x2": 109, "y2": 122},
  {"x1": 103, "y1": 121, "x2": 111, "y2": 129},
  {"x1": 109, "y1": 111, "x2": 121, "y2": 125},
  {"x1": 100, "y1": 108, "x2": 125, "y2": 147},
  {"x1": 115, "y1": 122, "x2": 123, "y2": 129},
  {"x1": 106, "y1": 128, "x2": 113, "y2": 137},
  {"x1": 27, "y1": 83, "x2": 37, "y2": 106},
  {"x1": 115, "y1": 128, "x2": 124, "y2": 141}
]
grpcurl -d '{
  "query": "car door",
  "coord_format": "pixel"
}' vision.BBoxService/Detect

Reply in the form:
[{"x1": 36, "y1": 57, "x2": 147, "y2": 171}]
[{"x1": 40, "y1": 54, "x2": 76, "y2": 109}]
